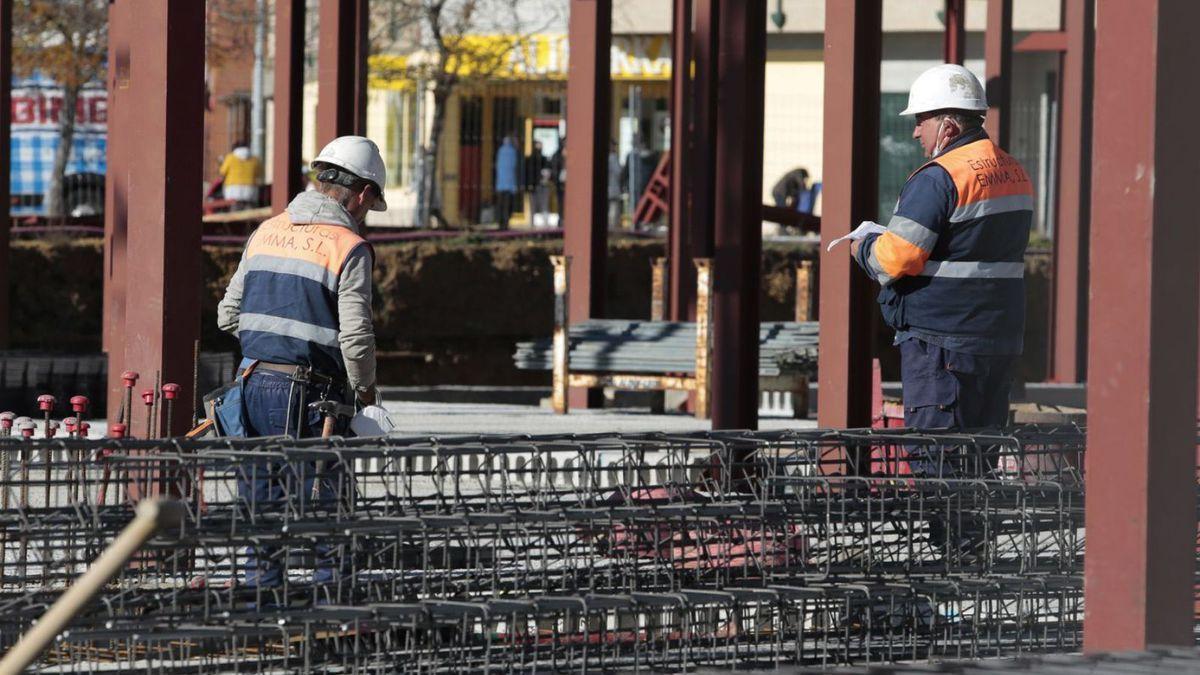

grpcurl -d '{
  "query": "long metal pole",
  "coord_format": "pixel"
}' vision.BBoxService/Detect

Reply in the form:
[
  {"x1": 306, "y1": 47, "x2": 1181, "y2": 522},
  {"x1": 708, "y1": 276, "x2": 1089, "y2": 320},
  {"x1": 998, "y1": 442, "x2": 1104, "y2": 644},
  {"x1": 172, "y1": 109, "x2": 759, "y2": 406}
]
[
  {"x1": 250, "y1": 0, "x2": 266, "y2": 159},
  {"x1": 317, "y1": 0, "x2": 358, "y2": 145},
  {"x1": 562, "y1": 0, "x2": 612, "y2": 410},
  {"x1": 0, "y1": 500, "x2": 185, "y2": 675},
  {"x1": 943, "y1": 0, "x2": 966, "y2": 64},
  {"x1": 121, "y1": 0, "x2": 205, "y2": 438},
  {"x1": 710, "y1": 0, "x2": 766, "y2": 431},
  {"x1": 667, "y1": 0, "x2": 693, "y2": 321},
  {"x1": 983, "y1": 0, "x2": 1013, "y2": 147},
  {"x1": 817, "y1": 0, "x2": 880, "y2": 429},
  {"x1": 0, "y1": 0, "x2": 10, "y2": 349},
  {"x1": 1083, "y1": 0, "x2": 1200, "y2": 651},
  {"x1": 1049, "y1": 0, "x2": 1093, "y2": 383},
  {"x1": 102, "y1": 0, "x2": 132, "y2": 424},
  {"x1": 272, "y1": 0, "x2": 306, "y2": 212},
  {"x1": 690, "y1": 0, "x2": 717, "y2": 269}
]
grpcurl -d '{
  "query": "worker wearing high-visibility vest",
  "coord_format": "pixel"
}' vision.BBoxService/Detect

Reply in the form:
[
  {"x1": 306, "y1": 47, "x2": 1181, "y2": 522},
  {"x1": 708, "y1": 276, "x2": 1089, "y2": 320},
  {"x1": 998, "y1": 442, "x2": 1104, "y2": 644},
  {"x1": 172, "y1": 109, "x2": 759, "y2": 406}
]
[
  {"x1": 851, "y1": 64, "x2": 1033, "y2": 473},
  {"x1": 216, "y1": 135, "x2": 386, "y2": 590}
]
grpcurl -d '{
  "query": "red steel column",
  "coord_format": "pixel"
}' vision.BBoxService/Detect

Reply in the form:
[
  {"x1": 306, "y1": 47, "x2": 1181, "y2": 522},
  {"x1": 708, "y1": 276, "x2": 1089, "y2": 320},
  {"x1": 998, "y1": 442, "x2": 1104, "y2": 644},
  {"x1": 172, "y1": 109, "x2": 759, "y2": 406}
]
[
  {"x1": 353, "y1": 0, "x2": 370, "y2": 135},
  {"x1": 689, "y1": 0, "x2": 718, "y2": 273},
  {"x1": 0, "y1": 0, "x2": 11, "y2": 348},
  {"x1": 1083, "y1": 0, "x2": 1200, "y2": 652},
  {"x1": 272, "y1": 0, "x2": 306, "y2": 212},
  {"x1": 563, "y1": 0, "x2": 612, "y2": 409},
  {"x1": 103, "y1": 0, "x2": 132, "y2": 423},
  {"x1": 1049, "y1": 0, "x2": 1093, "y2": 383},
  {"x1": 818, "y1": 0, "x2": 880, "y2": 428},
  {"x1": 317, "y1": 0, "x2": 361, "y2": 145},
  {"x1": 710, "y1": 0, "x2": 766, "y2": 430},
  {"x1": 943, "y1": 0, "x2": 966, "y2": 65},
  {"x1": 667, "y1": 0, "x2": 693, "y2": 321},
  {"x1": 983, "y1": 0, "x2": 1013, "y2": 147},
  {"x1": 120, "y1": 0, "x2": 205, "y2": 437}
]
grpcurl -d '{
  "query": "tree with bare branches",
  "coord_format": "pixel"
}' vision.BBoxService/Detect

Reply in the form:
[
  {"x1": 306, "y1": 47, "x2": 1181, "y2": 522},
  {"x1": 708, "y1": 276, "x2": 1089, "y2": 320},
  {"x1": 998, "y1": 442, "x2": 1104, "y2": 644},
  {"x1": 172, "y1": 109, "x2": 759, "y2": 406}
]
[
  {"x1": 13, "y1": 0, "x2": 107, "y2": 218},
  {"x1": 372, "y1": 0, "x2": 561, "y2": 227}
]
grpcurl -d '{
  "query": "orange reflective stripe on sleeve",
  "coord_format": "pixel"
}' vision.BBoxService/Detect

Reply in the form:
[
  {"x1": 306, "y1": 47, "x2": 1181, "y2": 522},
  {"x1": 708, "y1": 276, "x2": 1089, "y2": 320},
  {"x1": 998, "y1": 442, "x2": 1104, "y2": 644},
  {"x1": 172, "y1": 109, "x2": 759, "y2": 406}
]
[{"x1": 873, "y1": 230, "x2": 931, "y2": 279}]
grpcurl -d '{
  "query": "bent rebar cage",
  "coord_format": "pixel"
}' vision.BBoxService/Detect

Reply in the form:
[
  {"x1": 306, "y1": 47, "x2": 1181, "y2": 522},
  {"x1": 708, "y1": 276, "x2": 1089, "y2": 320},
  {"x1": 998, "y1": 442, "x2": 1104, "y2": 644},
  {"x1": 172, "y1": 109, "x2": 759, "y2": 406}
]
[{"x1": 0, "y1": 426, "x2": 1088, "y2": 672}]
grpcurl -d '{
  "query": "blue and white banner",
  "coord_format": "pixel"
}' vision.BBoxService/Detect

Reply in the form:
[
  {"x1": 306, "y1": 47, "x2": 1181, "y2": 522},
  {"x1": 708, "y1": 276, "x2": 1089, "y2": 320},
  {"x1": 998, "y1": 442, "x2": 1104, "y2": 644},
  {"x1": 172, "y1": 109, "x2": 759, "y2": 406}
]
[{"x1": 10, "y1": 73, "x2": 107, "y2": 215}]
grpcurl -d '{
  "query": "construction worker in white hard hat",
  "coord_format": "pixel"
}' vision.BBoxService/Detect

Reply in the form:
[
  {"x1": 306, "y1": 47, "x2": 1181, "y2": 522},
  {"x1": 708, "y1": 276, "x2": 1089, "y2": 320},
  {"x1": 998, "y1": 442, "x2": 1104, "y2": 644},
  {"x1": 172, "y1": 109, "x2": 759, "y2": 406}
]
[
  {"x1": 849, "y1": 64, "x2": 1033, "y2": 483},
  {"x1": 216, "y1": 135, "x2": 385, "y2": 592}
]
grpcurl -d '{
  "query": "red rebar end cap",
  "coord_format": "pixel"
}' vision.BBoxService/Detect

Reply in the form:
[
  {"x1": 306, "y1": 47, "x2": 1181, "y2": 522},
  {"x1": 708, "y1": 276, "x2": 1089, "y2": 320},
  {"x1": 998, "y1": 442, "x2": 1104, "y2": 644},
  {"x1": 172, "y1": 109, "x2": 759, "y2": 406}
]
[
  {"x1": 19, "y1": 421, "x2": 36, "y2": 437},
  {"x1": 161, "y1": 383, "x2": 181, "y2": 400},
  {"x1": 109, "y1": 423, "x2": 127, "y2": 439},
  {"x1": 70, "y1": 395, "x2": 89, "y2": 412},
  {"x1": 45, "y1": 421, "x2": 59, "y2": 437},
  {"x1": 63, "y1": 417, "x2": 78, "y2": 432},
  {"x1": 141, "y1": 390, "x2": 155, "y2": 406},
  {"x1": 37, "y1": 394, "x2": 56, "y2": 411},
  {"x1": 78, "y1": 421, "x2": 91, "y2": 438},
  {"x1": 122, "y1": 371, "x2": 140, "y2": 386},
  {"x1": 0, "y1": 412, "x2": 14, "y2": 429}
]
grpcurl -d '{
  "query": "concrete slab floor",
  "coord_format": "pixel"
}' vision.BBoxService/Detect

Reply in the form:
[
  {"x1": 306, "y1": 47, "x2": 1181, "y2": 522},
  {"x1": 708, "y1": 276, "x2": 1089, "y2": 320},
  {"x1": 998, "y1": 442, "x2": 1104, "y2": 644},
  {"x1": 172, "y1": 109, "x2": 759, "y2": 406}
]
[
  {"x1": 62, "y1": 404, "x2": 817, "y2": 440},
  {"x1": 381, "y1": 401, "x2": 819, "y2": 436}
]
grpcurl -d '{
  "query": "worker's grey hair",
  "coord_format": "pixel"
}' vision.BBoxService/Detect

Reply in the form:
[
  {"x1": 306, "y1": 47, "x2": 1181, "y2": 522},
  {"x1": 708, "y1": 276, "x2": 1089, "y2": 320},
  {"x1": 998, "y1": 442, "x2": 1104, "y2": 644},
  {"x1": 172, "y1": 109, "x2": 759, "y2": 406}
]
[
  {"x1": 937, "y1": 110, "x2": 985, "y2": 130},
  {"x1": 315, "y1": 180, "x2": 358, "y2": 208}
]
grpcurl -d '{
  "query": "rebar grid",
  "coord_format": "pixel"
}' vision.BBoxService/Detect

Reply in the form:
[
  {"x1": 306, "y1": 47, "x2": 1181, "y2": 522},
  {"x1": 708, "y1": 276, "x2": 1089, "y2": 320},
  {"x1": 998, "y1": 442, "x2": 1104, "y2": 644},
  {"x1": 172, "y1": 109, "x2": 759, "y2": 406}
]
[{"x1": 0, "y1": 426, "x2": 1087, "y2": 672}]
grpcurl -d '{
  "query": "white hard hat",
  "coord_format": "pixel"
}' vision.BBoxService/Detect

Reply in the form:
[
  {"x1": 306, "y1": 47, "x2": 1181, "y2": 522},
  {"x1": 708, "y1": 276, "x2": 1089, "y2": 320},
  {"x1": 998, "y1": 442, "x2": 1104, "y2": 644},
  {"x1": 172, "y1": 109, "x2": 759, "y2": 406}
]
[
  {"x1": 313, "y1": 135, "x2": 389, "y2": 211},
  {"x1": 899, "y1": 64, "x2": 988, "y2": 116}
]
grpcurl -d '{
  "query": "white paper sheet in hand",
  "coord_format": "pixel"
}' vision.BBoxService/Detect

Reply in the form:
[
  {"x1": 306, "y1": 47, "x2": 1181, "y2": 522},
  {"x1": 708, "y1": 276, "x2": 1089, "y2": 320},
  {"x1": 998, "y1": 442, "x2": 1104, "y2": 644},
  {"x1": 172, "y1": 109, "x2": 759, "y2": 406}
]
[
  {"x1": 826, "y1": 221, "x2": 888, "y2": 252},
  {"x1": 350, "y1": 405, "x2": 396, "y2": 437}
]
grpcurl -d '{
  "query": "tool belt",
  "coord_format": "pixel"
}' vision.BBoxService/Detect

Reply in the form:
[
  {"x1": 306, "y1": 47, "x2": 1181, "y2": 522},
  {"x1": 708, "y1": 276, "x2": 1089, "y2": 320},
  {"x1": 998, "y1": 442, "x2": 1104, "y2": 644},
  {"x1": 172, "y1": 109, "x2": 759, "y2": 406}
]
[{"x1": 256, "y1": 361, "x2": 346, "y2": 388}]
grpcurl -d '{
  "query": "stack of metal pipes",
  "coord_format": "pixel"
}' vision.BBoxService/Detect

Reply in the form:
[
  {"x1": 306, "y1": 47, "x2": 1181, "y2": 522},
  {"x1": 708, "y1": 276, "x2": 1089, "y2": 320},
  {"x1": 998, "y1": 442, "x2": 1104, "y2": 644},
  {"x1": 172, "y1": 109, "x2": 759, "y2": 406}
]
[
  {"x1": 0, "y1": 426, "x2": 1090, "y2": 672},
  {"x1": 513, "y1": 319, "x2": 820, "y2": 376}
]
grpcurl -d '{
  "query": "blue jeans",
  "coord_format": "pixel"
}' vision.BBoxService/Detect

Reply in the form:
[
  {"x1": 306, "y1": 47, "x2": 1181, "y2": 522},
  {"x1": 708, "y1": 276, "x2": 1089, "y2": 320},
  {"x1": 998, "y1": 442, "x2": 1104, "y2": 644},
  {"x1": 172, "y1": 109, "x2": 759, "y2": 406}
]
[
  {"x1": 238, "y1": 370, "x2": 348, "y2": 588},
  {"x1": 900, "y1": 338, "x2": 1014, "y2": 478}
]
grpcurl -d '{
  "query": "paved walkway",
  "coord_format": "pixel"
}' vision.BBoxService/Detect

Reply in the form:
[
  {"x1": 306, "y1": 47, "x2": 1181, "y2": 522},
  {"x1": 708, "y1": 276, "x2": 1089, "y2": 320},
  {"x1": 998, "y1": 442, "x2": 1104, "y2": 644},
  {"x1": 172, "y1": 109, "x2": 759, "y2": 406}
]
[
  {"x1": 382, "y1": 401, "x2": 818, "y2": 436},
  {"x1": 72, "y1": 403, "x2": 816, "y2": 440}
]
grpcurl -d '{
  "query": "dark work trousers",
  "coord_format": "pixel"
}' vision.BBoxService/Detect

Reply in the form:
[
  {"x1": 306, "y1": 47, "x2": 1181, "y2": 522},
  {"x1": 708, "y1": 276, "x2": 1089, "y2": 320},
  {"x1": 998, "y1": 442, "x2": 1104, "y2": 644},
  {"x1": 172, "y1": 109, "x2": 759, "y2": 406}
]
[
  {"x1": 238, "y1": 369, "x2": 349, "y2": 588},
  {"x1": 900, "y1": 338, "x2": 1014, "y2": 477},
  {"x1": 496, "y1": 190, "x2": 515, "y2": 230},
  {"x1": 900, "y1": 338, "x2": 1014, "y2": 554}
]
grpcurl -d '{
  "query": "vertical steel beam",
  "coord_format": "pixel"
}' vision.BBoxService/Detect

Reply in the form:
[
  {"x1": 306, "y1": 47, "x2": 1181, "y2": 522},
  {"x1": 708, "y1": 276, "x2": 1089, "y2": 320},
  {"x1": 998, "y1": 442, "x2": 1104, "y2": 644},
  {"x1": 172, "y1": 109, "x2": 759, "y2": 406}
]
[
  {"x1": 353, "y1": 0, "x2": 370, "y2": 135},
  {"x1": 689, "y1": 0, "x2": 718, "y2": 278},
  {"x1": 667, "y1": 0, "x2": 693, "y2": 321},
  {"x1": 272, "y1": 0, "x2": 306, "y2": 212},
  {"x1": 943, "y1": 0, "x2": 966, "y2": 65},
  {"x1": 983, "y1": 0, "x2": 1013, "y2": 147},
  {"x1": 0, "y1": 0, "x2": 11, "y2": 348},
  {"x1": 1049, "y1": 0, "x2": 1093, "y2": 383},
  {"x1": 563, "y1": 0, "x2": 611, "y2": 409},
  {"x1": 710, "y1": 0, "x2": 766, "y2": 431},
  {"x1": 103, "y1": 0, "x2": 133, "y2": 423},
  {"x1": 817, "y1": 0, "x2": 880, "y2": 428},
  {"x1": 1083, "y1": 0, "x2": 1200, "y2": 652},
  {"x1": 120, "y1": 0, "x2": 205, "y2": 437},
  {"x1": 317, "y1": 0, "x2": 360, "y2": 145}
]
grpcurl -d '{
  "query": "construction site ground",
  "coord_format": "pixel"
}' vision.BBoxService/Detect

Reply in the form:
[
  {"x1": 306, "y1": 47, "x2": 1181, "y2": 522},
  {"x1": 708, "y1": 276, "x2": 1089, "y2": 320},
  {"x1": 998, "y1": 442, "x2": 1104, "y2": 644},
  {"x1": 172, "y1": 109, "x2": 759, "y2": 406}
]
[
  {"x1": 383, "y1": 401, "x2": 819, "y2": 435},
  {"x1": 77, "y1": 401, "x2": 817, "y2": 438}
]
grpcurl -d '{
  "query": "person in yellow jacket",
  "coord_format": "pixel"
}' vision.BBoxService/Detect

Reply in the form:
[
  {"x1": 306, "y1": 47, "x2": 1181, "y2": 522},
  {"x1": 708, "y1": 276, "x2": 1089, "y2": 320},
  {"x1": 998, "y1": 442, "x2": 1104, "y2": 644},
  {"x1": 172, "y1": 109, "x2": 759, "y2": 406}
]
[{"x1": 219, "y1": 142, "x2": 264, "y2": 208}]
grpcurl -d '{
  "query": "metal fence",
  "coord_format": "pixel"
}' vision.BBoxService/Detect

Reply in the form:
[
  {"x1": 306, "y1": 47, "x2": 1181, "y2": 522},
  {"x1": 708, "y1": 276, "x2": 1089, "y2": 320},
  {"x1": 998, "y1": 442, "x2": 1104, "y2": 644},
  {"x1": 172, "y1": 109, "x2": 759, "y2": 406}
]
[{"x1": 0, "y1": 426, "x2": 1090, "y2": 672}]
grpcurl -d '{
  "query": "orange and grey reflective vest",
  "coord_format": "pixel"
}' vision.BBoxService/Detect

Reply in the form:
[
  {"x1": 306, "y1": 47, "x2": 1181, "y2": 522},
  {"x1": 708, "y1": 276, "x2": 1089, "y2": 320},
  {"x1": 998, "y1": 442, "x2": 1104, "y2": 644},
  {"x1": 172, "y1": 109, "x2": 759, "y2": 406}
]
[
  {"x1": 238, "y1": 212, "x2": 369, "y2": 376},
  {"x1": 859, "y1": 128, "x2": 1032, "y2": 355}
]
